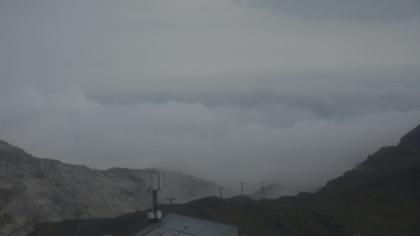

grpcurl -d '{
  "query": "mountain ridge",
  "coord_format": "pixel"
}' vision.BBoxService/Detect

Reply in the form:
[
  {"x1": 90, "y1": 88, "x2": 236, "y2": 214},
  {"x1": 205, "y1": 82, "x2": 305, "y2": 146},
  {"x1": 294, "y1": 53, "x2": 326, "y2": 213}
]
[
  {"x1": 399, "y1": 124, "x2": 420, "y2": 149},
  {"x1": 30, "y1": 123, "x2": 420, "y2": 236}
]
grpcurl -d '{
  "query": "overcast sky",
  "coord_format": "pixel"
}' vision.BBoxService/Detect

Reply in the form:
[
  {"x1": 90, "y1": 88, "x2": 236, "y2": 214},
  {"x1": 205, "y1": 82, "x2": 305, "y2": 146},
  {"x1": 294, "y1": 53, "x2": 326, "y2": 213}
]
[{"x1": 1, "y1": 0, "x2": 420, "y2": 189}]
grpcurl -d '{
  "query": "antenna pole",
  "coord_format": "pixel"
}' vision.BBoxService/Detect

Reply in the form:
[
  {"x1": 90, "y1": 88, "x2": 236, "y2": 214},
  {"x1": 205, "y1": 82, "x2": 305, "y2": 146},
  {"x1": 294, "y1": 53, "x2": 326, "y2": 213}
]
[
  {"x1": 152, "y1": 189, "x2": 158, "y2": 221},
  {"x1": 217, "y1": 186, "x2": 224, "y2": 198},
  {"x1": 146, "y1": 169, "x2": 163, "y2": 223},
  {"x1": 240, "y1": 182, "x2": 245, "y2": 196}
]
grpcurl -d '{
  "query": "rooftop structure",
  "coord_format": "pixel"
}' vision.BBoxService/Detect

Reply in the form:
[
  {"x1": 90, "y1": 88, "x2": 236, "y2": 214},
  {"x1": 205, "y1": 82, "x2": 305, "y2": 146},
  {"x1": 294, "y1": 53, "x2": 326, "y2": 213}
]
[{"x1": 134, "y1": 214, "x2": 239, "y2": 236}]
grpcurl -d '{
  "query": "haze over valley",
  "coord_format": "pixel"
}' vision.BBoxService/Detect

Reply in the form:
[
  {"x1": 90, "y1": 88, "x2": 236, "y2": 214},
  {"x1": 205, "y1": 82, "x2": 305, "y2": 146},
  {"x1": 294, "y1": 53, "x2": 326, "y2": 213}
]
[
  {"x1": 1, "y1": 0, "x2": 420, "y2": 190},
  {"x1": 1, "y1": 1, "x2": 420, "y2": 235}
]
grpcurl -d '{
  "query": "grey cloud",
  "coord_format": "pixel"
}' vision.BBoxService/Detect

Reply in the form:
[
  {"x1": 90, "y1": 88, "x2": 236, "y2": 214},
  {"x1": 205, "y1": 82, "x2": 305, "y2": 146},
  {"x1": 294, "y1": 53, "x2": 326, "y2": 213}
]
[
  {"x1": 2, "y1": 0, "x2": 420, "y2": 94},
  {"x1": 239, "y1": 0, "x2": 420, "y2": 21},
  {"x1": 1, "y1": 0, "x2": 420, "y2": 190},
  {"x1": 1, "y1": 82, "x2": 419, "y2": 189},
  {"x1": 90, "y1": 66, "x2": 420, "y2": 121}
]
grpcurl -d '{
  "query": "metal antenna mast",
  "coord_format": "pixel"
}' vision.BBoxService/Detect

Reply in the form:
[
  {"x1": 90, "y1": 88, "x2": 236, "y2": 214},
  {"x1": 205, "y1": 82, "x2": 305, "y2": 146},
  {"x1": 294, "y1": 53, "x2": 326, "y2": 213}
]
[
  {"x1": 240, "y1": 182, "x2": 245, "y2": 196},
  {"x1": 217, "y1": 185, "x2": 224, "y2": 198},
  {"x1": 146, "y1": 169, "x2": 163, "y2": 223}
]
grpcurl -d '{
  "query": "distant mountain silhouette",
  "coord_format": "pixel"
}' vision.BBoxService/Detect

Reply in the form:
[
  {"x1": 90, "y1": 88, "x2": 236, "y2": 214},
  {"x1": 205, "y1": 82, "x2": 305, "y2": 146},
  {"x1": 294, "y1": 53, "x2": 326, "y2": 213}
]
[
  {"x1": 31, "y1": 124, "x2": 420, "y2": 236},
  {"x1": 399, "y1": 124, "x2": 420, "y2": 149}
]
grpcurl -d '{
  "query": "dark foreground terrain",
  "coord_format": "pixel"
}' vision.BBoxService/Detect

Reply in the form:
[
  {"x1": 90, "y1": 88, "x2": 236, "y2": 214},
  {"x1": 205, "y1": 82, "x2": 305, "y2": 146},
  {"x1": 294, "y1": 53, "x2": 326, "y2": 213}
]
[{"x1": 30, "y1": 124, "x2": 420, "y2": 236}]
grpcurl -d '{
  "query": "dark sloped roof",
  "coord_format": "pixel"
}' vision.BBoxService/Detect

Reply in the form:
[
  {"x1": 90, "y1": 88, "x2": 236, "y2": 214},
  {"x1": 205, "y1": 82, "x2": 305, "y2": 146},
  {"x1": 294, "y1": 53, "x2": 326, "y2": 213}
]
[{"x1": 135, "y1": 214, "x2": 238, "y2": 236}]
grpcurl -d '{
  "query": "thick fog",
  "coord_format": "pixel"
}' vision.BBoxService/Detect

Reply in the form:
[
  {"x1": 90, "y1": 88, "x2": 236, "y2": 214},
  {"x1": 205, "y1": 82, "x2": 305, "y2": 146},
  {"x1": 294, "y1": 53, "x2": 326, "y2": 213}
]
[{"x1": 1, "y1": 0, "x2": 420, "y2": 190}]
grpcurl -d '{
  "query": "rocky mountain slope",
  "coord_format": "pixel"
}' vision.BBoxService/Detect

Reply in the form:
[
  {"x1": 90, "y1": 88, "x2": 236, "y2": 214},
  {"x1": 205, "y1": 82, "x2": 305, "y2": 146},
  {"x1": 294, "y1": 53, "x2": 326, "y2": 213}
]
[
  {"x1": 250, "y1": 182, "x2": 318, "y2": 200},
  {"x1": 31, "y1": 124, "x2": 420, "y2": 236},
  {"x1": 0, "y1": 140, "x2": 224, "y2": 236}
]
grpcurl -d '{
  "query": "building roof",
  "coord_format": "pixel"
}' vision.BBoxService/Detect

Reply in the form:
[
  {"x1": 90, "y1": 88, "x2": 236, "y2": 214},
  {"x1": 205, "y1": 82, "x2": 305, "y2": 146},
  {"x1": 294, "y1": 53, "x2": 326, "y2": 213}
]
[{"x1": 134, "y1": 214, "x2": 238, "y2": 236}]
